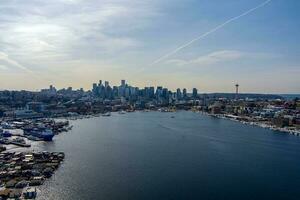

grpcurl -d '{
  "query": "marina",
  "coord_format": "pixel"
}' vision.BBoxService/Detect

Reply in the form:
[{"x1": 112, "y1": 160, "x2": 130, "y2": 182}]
[
  {"x1": 0, "y1": 151, "x2": 64, "y2": 199},
  {"x1": 0, "y1": 119, "x2": 71, "y2": 199}
]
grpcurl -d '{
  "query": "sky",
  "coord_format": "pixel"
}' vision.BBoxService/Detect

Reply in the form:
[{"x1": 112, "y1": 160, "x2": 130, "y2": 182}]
[{"x1": 0, "y1": 0, "x2": 299, "y2": 93}]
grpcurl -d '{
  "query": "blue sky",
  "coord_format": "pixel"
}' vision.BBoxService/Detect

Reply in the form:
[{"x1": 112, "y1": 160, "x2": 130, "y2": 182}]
[{"x1": 0, "y1": 0, "x2": 299, "y2": 93}]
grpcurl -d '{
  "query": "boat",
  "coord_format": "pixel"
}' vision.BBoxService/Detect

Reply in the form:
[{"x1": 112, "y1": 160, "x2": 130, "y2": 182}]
[
  {"x1": 1, "y1": 122, "x2": 14, "y2": 129},
  {"x1": 102, "y1": 112, "x2": 111, "y2": 117},
  {"x1": 67, "y1": 125, "x2": 73, "y2": 130},
  {"x1": 24, "y1": 129, "x2": 54, "y2": 141},
  {"x1": 23, "y1": 187, "x2": 37, "y2": 199},
  {"x1": 0, "y1": 138, "x2": 9, "y2": 144},
  {"x1": 11, "y1": 137, "x2": 30, "y2": 147},
  {"x1": 118, "y1": 111, "x2": 126, "y2": 114},
  {"x1": 0, "y1": 145, "x2": 6, "y2": 152},
  {"x1": 26, "y1": 135, "x2": 42, "y2": 141},
  {"x1": 2, "y1": 131, "x2": 12, "y2": 137},
  {"x1": 12, "y1": 137, "x2": 26, "y2": 144}
]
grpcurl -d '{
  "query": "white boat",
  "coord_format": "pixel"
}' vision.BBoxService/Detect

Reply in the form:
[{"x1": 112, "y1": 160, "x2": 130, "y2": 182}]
[
  {"x1": 1, "y1": 122, "x2": 14, "y2": 129},
  {"x1": 102, "y1": 112, "x2": 111, "y2": 117},
  {"x1": 23, "y1": 187, "x2": 37, "y2": 199}
]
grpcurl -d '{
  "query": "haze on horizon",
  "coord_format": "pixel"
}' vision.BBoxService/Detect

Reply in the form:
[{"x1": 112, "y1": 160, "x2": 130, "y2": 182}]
[{"x1": 0, "y1": 0, "x2": 299, "y2": 94}]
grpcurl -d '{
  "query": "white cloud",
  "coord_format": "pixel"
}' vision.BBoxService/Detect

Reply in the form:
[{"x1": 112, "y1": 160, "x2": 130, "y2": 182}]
[{"x1": 0, "y1": 0, "x2": 160, "y2": 66}]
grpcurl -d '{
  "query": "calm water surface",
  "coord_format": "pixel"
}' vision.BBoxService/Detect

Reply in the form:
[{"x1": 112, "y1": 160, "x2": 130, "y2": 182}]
[{"x1": 31, "y1": 111, "x2": 300, "y2": 200}]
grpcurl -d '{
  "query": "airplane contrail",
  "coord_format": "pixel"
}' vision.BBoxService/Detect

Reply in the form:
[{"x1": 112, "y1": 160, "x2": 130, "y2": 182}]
[
  {"x1": 0, "y1": 52, "x2": 47, "y2": 82},
  {"x1": 0, "y1": 52, "x2": 32, "y2": 73},
  {"x1": 150, "y1": 0, "x2": 272, "y2": 66}
]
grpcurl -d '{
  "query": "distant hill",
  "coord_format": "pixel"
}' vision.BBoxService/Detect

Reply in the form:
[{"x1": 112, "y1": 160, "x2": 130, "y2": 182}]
[
  {"x1": 279, "y1": 94, "x2": 300, "y2": 100},
  {"x1": 200, "y1": 93, "x2": 284, "y2": 100}
]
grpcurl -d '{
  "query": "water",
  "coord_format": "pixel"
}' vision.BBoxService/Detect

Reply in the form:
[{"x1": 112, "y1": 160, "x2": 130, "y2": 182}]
[{"x1": 31, "y1": 111, "x2": 300, "y2": 200}]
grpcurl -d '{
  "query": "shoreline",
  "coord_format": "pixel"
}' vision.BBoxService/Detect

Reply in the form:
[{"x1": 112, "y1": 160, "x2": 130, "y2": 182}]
[
  {"x1": 200, "y1": 112, "x2": 300, "y2": 136},
  {"x1": 54, "y1": 109, "x2": 300, "y2": 137}
]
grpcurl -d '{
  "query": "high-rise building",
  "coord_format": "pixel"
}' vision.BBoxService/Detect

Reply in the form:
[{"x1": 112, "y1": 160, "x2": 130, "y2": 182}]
[
  {"x1": 192, "y1": 88, "x2": 198, "y2": 98},
  {"x1": 92, "y1": 83, "x2": 97, "y2": 90},
  {"x1": 156, "y1": 86, "x2": 163, "y2": 99},
  {"x1": 105, "y1": 81, "x2": 109, "y2": 88},
  {"x1": 183, "y1": 88, "x2": 187, "y2": 99},
  {"x1": 121, "y1": 80, "x2": 126, "y2": 87},
  {"x1": 149, "y1": 87, "x2": 155, "y2": 98},
  {"x1": 162, "y1": 88, "x2": 169, "y2": 99},
  {"x1": 125, "y1": 87, "x2": 130, "y2": 98},
  {"x1": 92, "y1": 83, "x2": 98, "y2": 95},
  {"x1": 176, "y1": 88, "x2": 182, "y2": 100},
  {"x1": 113, "y1": 86, "x2": 118, "y2": 98}
]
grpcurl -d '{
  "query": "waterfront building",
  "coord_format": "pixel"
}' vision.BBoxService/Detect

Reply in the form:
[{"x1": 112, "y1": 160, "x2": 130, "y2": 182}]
[{"x1": 26, "y1": 102, "x2": 45, "y2": 113}]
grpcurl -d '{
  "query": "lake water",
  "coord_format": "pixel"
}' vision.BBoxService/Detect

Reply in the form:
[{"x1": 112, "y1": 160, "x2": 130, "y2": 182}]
[{"x1": 31, "y1": 111, "x2": 300, "y2": 200}]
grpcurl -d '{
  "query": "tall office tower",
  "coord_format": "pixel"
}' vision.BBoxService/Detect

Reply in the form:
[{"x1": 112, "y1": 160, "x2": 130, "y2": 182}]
[
  {"x1": 183, "y1": 88, "x2": 187, "y2": 99},
  {"x1": 121, "y1": 80, "x2": 126, "y2": 87},
  {"x1": 144, "y1": 87, "x2": 150, "y2": 98},
  {"x1": 125, "y1": 87, "x2": 130, "y2": 98},
  {"x1": 105, "y1": 81, "x2": 109, "y2": 88},
  {"x1": 113, "y1": 86, "x2": 119, "y2": 98},
  {"x1": 156, "y1": 86, "x2": 163, "y2": 99},
  {"x1": 92, "y1": 83, "x2": 97, "y2": 95},
  {"x1": 149, "y1": 87, "x2": 155, "y2": 98},
  {"x1": 162, "y1": 88, "x2": 169, "y2": 99},
  {"x1": 99, "y1": 80, "x2": 102, "y2": 86},
  {"x1": 176, "y1": 88, "x2": 182, "y2": 100},
  {"x1": 192, "y1": 88, "x2": 198, "y2": 98}
]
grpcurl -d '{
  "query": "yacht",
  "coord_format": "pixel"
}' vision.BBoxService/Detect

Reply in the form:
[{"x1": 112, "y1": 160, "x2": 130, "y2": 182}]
[
  {"x1": 1, "y1": 122, "x2": 14, "y2": 129},
  {"x1": 2, "y1": 130, "x2": 12, "y2": 137},
  {"x1": 23, "y1": 187, "x2": 37, "y2": 199},
  {"x1": 24, "y1": 128, "x2": 54, "y2": 141},
  {"x1": 12, "y1": 137, "x2": 26, "y2": 144}
]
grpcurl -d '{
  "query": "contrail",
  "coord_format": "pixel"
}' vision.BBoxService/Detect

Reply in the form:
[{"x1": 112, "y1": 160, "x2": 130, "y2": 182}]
[
  {"x1": 150, "y1": 0, "x2": 272, "y2": 66},
  {"x1": 0, "y1": 52, "x2": 46, "y2": 82},
  {"x1": 0, "y1": 52, "x2": 32, "y2": 73}
]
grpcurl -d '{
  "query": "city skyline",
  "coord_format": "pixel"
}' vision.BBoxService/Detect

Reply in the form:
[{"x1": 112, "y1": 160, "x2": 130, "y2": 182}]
[{"x1": 0, "y1": 0, "x2": 300, "y2": 93}]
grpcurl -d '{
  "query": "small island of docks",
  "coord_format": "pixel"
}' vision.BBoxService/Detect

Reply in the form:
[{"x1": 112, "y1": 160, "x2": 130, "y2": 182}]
[
  {"x1": 0, "y1": 119, "x2": 71, "y2": 199},
  {"x1": 0, "y1": 151, "x2": 64, "y2": 199}
]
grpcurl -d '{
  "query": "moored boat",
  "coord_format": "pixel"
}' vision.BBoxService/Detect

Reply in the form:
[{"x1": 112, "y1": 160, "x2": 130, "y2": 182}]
[
  {"x1": 24, "y1": 129, "x2": 54, "y2": 141},
  {"x1": 102, "y1": 112, "x2": 111, "y2": 117},
  {"x1": 23, "y1": 187, "x2": 37, "y2": 199}
]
